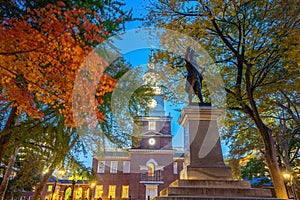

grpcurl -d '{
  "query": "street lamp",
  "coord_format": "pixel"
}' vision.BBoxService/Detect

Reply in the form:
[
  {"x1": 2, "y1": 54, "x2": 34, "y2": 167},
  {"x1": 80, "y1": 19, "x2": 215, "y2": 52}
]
[
  {"x1": 283, "y1": 172, "x2": 292, "y2": 185},
  {"x1": 51, "y1": 167, "x2": 65, "y2": 200},
  {"x1": 283, "y1": 171, "x2": 296, "y2": 199},
  {"x1": 89, "y1": 182, "x2": 96, "y2": 200}
]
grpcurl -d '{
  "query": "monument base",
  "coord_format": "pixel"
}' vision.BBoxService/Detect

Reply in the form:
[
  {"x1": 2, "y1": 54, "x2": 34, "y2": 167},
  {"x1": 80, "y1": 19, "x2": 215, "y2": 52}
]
[
  {"x1": 154, "y1": 105, "x2": 278, "y2": 200},
  {"x1": 180, "y1": 165, "x2": 232, "y2": 180},
  {"x1": 188, "y1": 102, "x2": 212, "y2": 107}
]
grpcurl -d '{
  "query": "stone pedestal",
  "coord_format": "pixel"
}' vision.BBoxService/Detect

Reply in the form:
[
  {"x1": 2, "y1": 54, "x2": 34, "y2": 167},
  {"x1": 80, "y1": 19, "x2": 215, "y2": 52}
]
[
  {"x1": 152, "y1": 105, "x2": 279, "y2": 200},
  {"x1": 178, "y1": 105, "x2": 232, "y2": 180}
]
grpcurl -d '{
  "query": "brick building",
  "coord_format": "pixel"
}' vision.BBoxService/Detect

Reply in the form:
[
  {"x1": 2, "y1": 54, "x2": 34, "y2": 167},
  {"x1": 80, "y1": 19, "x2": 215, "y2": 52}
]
[
  {"x1": 92, "y1": 118, "x2": 184, "y2": 200},
  {"x1": 92, "y1": 65, "x2": 184, "y2": 200}
]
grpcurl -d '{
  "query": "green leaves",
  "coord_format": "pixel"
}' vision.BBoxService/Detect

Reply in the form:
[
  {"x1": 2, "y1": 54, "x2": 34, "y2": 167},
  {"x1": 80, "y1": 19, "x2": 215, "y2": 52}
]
[{"x1": 147, "y1": 1, "x2": 299, "y2": 197}]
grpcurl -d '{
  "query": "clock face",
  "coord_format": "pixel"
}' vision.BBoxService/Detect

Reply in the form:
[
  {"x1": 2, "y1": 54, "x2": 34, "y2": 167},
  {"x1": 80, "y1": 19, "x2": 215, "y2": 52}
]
[{"x1": 148, "y1": 138, "x2": 156, "y2": 146}]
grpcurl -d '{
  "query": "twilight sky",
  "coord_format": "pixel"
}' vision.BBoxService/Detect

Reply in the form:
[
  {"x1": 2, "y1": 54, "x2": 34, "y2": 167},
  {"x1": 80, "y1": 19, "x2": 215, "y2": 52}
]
[{"x1": 81, "y1": 0, "x2": 229, "y2": 167}]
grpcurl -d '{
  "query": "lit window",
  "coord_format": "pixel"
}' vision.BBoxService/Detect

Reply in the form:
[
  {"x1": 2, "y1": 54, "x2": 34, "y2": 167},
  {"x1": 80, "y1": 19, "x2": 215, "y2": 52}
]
[
  {"x1": 173, "y1": 162, "x2": 178, "y2": 174},
  {"x1": 148, "y1": 162, "x2": 155, "y2": 177},
  {"x1": 123, "y1": 161, "x2": 130, "y2": 173},
  {"x1": 110, "y1": 161, "x2": 118, "y2": 173},
  {"x1": 122, "y1": 185, "x2": 129, "y2": 198},
  {"x1": 108, "y1": 185, "x2": 116, "y2": 198},
  {"x1": 75, "y1": 187, "x2": 83, "y2": 200},
  {"x1": 97, "y1": 161, "x2": 105, "y2": 173},
  {"x1": 148, "y1": 121, "x2": 156, "y2": 130},
  {"x1": 47, "y1": 185, "x2": 53, "y2": 192},
  {"x1": 64, "y1": 187, "x2": 72, "y2": 200},
  {"x1": 95, "y1": 185, "x2": 103, "y2": 198}
]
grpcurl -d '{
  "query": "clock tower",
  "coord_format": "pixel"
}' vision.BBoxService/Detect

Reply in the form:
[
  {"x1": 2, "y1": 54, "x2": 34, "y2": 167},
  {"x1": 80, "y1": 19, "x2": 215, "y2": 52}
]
[
  {"x1": 132, "y1": 51, "x2": 173, "y2": 150},
  {"x1": 92, "y1": 50, "x2": 184, "y2": 200},
  {"x1": 132, "y1": 114, "x2": 172, "y2": 149}
]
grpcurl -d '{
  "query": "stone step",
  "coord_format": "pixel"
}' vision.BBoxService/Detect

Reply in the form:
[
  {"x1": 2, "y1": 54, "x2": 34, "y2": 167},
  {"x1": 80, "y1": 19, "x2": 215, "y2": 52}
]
[
  {"x1": 153, "y1": 196, "x2": 284, "y2": 200},
  {"x1": 170, "y1": 179, "x2": 251, "y2": 188},
  {"x1": 161, "y1": 186, "x2": 272, "y2": 197}
]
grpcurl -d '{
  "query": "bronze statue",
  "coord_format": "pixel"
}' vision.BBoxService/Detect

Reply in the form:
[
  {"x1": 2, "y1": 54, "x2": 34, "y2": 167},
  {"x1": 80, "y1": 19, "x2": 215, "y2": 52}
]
[{"x1": 184, "y1": 47, "x2": 204, "y2": 104}]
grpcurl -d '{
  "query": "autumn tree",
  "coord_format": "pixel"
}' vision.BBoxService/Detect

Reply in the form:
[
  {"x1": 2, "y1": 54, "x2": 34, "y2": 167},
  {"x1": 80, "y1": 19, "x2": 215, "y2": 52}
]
[
  {"x1": 0, "y1": 0, "x2": 131, "y2": 199},
  {"x1": 223, "y1": 71, "x2": 300, "y2": 197},
  {"x1": 1, "y1": 56, "x2": 140, "y2": 200},
  {"x1": 146, "y1": 0, "x2": 300, "y2": 198},
  {"x1": 0, "y1": 0, "x2": 128, "y2": 162}
]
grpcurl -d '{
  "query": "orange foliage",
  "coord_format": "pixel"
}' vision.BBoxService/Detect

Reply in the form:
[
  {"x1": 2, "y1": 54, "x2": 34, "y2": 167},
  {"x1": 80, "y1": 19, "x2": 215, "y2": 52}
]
[{"x1": 0, "y1": 2, "x2": 116, "y2": 125}]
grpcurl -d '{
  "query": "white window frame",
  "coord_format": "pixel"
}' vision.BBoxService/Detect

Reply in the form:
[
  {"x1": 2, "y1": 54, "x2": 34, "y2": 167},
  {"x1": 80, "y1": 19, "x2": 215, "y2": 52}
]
[
  {"x1": 110, "y1": 161, "x2": 118, "y2": 173},
  {"x1": 97, "y1": 161, "x2": 105, "y2": 173},
  {"x1": 123, "y1": 161, "x2": 130, "y2": 173},
  {"x1": 148, "y1": 121, "x2": 156, "y2": 130},
  {"x1": 173, "y1": 162, "x2": 178, "y2": 174}
]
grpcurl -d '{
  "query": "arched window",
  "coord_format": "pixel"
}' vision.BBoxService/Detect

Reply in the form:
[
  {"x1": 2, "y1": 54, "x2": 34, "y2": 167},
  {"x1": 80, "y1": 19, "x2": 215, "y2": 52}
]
[
  {"x1": 64, "y1": 187, "x2": 72, "y2": 200},
  {"x1": 76, "y1": 187, "x2": 82, "y2": 200},
  {"x1": 148, "y1": 162, "x2": 155, "y2": 177}
]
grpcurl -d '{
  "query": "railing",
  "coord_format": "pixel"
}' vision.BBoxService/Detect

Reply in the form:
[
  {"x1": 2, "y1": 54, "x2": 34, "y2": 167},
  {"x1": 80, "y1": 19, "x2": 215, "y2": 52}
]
[{"x1": 141, "y1": 171, "x2": 163, "y2": 182}]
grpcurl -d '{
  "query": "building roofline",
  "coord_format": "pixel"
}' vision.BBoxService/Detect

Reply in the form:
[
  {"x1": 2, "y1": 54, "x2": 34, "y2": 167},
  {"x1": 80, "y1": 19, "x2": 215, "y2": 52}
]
[{"x1": 128, "y1": 149, "x2": 176, "y2": 154}]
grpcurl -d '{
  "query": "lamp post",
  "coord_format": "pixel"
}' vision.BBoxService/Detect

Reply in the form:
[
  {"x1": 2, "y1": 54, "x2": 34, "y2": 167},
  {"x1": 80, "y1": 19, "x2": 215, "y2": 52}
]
[
  {"x1": 283, "y1": 171, "x2": 295, "y2": 199},
  {"x1": 70, "y1": 179, "x2": 76, "y2": 200},
  {"x1": 89, "y1": 182, "x2": 96, "y2": 200},
  {"x1": 51, "y1": 167, "x2": 65, "y2": 200}
]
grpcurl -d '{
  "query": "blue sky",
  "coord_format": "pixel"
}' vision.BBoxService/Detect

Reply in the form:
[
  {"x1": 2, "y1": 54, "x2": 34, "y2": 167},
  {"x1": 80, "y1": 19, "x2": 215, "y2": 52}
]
[
  {"x1": 124, "y1": 0, "x2": 147, "y2": 29},
  {"x1": 120, "y1": 1, "x2": 189, "y2": 149}
]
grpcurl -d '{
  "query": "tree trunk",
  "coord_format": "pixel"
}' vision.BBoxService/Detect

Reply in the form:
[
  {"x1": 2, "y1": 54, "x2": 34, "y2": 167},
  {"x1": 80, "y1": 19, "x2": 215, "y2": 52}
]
[
  {"x1": 0, "y1": 106, "x2": 17, "y2": 163},
  {"x1": 0, "y1": 148, "x2": 19, "y2": 200},
  {"x1": 248, "y1": 109, "x2": 288, "y2": 199},
  {"x1": 31, "y1": 170, "x2": 54, "y2": 200},
  {"x1": 243, "y1": 63, "x2": 288, "y2": 199},
  {"x1": 246, "y1": 114, "x2": 288, "y2": 198},
  {"x1": 31, "y1": 134, "x2": 79, "y2": 200},
  {"x1": 0, "y1": 136, "x2": 10, "y2": 163},
  {"x1": 244, "y1": 110, "x2": 288, "y2": 198},
  {"x1": 264, "y1": 148, "x2": 288, "y2": 199}
]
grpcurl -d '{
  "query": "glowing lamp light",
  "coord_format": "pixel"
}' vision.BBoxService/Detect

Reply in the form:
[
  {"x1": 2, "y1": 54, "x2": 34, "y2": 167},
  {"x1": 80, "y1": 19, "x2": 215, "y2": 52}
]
[
  {"x1": 90, "y1": 182, "x2": 96, "y2": 188},
  {"x1": 283, "y1": 172, "x2": 291, "y2": 181},
  {"x1": 57, "y1": 167, "x2": 65, "y2": 177}
]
